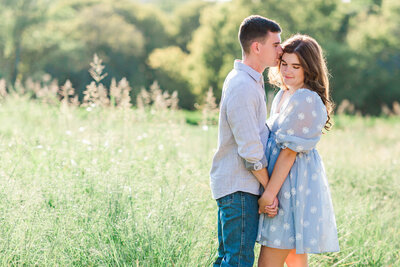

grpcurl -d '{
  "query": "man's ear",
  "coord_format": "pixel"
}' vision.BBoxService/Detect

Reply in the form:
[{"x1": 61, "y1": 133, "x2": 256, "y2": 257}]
[{"x1": 250, "y1": 41, "x2": 260, "y2": 54}]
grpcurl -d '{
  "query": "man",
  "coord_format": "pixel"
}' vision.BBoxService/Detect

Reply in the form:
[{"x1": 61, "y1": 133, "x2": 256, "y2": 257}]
[{"x1": 210, "y1": 15, "x2": 283, "y2": 266}]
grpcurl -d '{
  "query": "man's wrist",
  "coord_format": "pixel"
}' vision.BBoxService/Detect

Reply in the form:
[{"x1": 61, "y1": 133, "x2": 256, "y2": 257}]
[{"x1": 261, "y1": 177, "x2": 269, "y2": 189}]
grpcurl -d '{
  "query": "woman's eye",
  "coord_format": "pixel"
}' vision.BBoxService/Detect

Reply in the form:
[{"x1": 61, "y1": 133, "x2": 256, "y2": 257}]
[{"x1": 294, "y1": 66, "x2": 299, "y2": 69}]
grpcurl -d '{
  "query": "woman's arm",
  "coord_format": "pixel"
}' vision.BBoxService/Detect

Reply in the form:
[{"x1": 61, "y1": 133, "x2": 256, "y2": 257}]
[{"x1": 259, "y1": 148, "x2": 297, "y2": 206}]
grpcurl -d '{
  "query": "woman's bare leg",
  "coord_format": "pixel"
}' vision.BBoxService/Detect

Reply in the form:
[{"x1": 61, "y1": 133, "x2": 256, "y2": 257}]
[
  {"x1": 285, "y1": 249, "x2": 308, "y2": 267},
  {"x1": 258, "y1": 246, "x2": 291, "y2": 267}
]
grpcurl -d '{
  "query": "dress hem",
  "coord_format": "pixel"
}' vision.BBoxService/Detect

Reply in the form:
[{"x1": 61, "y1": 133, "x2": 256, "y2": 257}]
[{"x1": 256, "y1": 240, "x2": 340, "y2": 254}]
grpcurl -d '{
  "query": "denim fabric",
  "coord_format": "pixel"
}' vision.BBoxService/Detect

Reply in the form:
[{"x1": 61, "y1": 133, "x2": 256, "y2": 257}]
[{"x1": 214, "y1": 191, "x2": 259, "y2": 267}]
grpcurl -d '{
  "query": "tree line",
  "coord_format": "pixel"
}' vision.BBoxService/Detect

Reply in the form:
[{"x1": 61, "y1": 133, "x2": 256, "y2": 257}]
[{"x1": 0, "y1": 0, "x2": 399, "y2": 114}]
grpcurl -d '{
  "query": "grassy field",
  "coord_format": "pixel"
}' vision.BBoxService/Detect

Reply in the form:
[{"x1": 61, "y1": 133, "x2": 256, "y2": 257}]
[{"x1": 0, "y1": 95, "x2": 399, "y2": 266}]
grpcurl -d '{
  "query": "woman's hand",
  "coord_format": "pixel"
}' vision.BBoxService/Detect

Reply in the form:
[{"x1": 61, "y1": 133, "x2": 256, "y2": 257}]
[
  {"x1": 265, "y1": 197, "x2": 279, "y2": 217},
  {"x1": 258, "y1": 190, "x2": 277, "y2": 216}
]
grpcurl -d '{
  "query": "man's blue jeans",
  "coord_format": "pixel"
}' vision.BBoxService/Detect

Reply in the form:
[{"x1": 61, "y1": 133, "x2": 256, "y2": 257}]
[{"x1": 214, "y1": 191, "x2": 260, "y2": 267}]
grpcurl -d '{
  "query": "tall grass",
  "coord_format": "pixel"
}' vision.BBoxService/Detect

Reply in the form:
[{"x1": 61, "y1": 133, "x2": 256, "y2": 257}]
[
  {"x1": 0, "y1": 95, "x2": 399, "y2": 266},
  {"x1": 0, "y1": 54, "x2": 398, "y2": 265}
]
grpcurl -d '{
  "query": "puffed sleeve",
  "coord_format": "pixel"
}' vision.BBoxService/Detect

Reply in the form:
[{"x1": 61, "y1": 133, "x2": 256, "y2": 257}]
[{"x1": 274, "y1": 89, "x2": 327, "y2": 153}]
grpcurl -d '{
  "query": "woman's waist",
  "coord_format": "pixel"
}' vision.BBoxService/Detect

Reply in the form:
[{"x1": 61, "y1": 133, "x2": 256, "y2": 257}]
[{"x1": 267, "y1": 131, "x2": 280, "y2": 144}]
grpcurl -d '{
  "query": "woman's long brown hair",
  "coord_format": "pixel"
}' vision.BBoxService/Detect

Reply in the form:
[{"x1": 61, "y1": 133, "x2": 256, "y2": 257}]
[{"x1": 269, "y1": 34, "x2": 334, "y2": 130}]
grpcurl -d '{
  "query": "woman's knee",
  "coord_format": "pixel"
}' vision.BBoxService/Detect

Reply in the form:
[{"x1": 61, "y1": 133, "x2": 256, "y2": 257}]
[
  {"x1": 285, "y1": 250, "x2": 308, "y2": 267},
  {"x1": 258, "y1": 246, "x2": 290, "y2": 267}
]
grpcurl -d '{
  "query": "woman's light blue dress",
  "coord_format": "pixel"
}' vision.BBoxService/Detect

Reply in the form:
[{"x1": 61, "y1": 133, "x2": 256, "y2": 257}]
[{"x1": 257, "y1": 88, "x2": 339, "y2": 254}]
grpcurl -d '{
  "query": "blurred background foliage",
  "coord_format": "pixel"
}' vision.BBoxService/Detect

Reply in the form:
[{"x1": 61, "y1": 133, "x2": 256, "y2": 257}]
[{"x1": 0, "y1": 0, "x2": 399, "y2": 113}]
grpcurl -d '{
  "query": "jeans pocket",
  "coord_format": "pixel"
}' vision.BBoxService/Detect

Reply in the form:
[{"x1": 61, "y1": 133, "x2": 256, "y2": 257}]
[{"x1": 216, "y1": 193, "x2": 234, "y2": 206}]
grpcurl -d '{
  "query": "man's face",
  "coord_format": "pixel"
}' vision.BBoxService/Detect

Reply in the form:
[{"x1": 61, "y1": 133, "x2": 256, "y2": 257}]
[{"x1": 258, "y1": 32, "x2": 283, "y2": 67}]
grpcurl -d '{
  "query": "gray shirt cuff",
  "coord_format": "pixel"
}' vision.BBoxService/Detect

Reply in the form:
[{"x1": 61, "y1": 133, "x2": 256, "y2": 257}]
[{"x1": 244, "y1": 155, "x2": 268, "y2": 171}]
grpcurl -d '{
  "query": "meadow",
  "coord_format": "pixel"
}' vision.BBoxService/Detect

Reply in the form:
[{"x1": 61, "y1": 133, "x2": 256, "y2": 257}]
[{"x1": 0, "y1": 93, "x2": 399, "y2": 266}]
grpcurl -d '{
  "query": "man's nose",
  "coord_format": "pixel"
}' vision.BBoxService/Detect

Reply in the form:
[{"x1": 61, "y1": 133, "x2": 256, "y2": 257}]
[{"x1": 278, "y1": 45, "x2": 283, "y2": 55}]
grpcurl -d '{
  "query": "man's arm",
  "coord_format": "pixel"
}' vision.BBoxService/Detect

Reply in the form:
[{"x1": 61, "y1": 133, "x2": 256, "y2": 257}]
[
  {"x1": 226, "y1": 85, "x2": 268, "y2": 174},
  {"x1": 225, "y1": 85, "x2": 279, "y2": 215},
  {"x1": 251, "y1": 168, "x2": 269, "y2": 189}
]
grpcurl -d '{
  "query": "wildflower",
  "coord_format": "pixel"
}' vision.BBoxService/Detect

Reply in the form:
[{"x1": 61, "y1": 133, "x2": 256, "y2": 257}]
[{"x1": 82, "y1": 139, "x2": 91, "y2": 145}]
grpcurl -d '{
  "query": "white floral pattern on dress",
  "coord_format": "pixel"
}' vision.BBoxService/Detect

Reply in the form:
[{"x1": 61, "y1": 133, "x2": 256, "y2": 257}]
[
  {"x1": 291, "y1": 188, "x2": 296, "y2": 195},
  {"x1": 257, "y1": 89, "x2": 339, "y2": 254},
  {"x1": 312, "y1": 173, "x2": 318, "y2": 180},
  {"x1": 306, "y1": 188, "x2": 311, "y2": 195},
  {"x1": 296, "y1": 233, "x2": 302, "y2": 240},
  {"x1": 284, "y1": 223, "x2": 290, "y2": 230},
  {"x1": 310, "y1": 206, "x2": 317, "y2": 214},
  {"x1": 312, "y1": 110, "x2": 317, "y2": 117}
]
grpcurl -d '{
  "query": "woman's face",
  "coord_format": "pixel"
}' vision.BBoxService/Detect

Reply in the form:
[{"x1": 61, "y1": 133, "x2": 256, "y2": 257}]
[{"x1": 280, "y1": 53, "x2": 304, "y2": 90}]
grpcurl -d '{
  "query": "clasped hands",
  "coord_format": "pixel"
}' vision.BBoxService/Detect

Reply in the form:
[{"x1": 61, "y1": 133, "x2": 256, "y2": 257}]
[{"x1": 258, "y1": 191, "x2": 279, "y2": 217}]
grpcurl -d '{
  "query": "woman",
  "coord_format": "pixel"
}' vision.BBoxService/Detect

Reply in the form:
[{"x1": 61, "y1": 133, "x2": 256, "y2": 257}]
[{"x1": 257, "y1": 34, "x2": 340, "y2": 267}]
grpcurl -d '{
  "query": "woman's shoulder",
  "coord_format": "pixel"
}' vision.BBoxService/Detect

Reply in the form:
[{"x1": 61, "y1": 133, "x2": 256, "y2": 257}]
[
  {"x1": 294, "y1": 88, "x2": 319, "y2": 98},
  {"x1": 291, "y1": 88, "x2": 323, "y2": 106}
]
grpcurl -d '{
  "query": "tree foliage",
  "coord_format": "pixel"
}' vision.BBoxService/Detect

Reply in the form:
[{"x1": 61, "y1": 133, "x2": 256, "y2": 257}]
[{"x1": 0, "y1": 0, "x2": 398, "y2": 113}]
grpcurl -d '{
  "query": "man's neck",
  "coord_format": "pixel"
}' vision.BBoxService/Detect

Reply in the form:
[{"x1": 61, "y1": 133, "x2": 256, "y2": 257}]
[{"x1": 242, "y1": 56, "x2": 265, "y2": 74}]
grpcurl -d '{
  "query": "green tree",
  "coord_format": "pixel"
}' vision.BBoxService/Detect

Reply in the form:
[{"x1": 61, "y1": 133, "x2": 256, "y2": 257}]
[
  {"x1": 344, "y1": 0, "x2": 400, "y2": 114},
  {"x1": 0, "y1": 0, "x2": 48, "y2": 83},
  {"x1": 148, "y1": 46, "x2": 194, "y2": 109}
]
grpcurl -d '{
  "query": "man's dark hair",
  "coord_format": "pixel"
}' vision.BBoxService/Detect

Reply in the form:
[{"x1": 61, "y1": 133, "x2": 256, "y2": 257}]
[{"x1": 239, "y1": 15, "x2": 281, "y2": 54}]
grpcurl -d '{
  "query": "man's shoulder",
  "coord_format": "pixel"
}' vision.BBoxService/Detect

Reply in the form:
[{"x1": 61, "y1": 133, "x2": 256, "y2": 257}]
[
  {"x1": 226, "y1": 68, "x2": 254, "y2": 84},
  {"x1": 225, "y1": 70, "x2": 257, "y2": 94}
]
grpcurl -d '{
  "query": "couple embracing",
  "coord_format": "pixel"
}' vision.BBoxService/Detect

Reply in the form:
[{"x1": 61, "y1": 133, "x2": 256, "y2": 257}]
[{"x1": 210, "y1": 15, "x2": 339, "y2": 267}]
